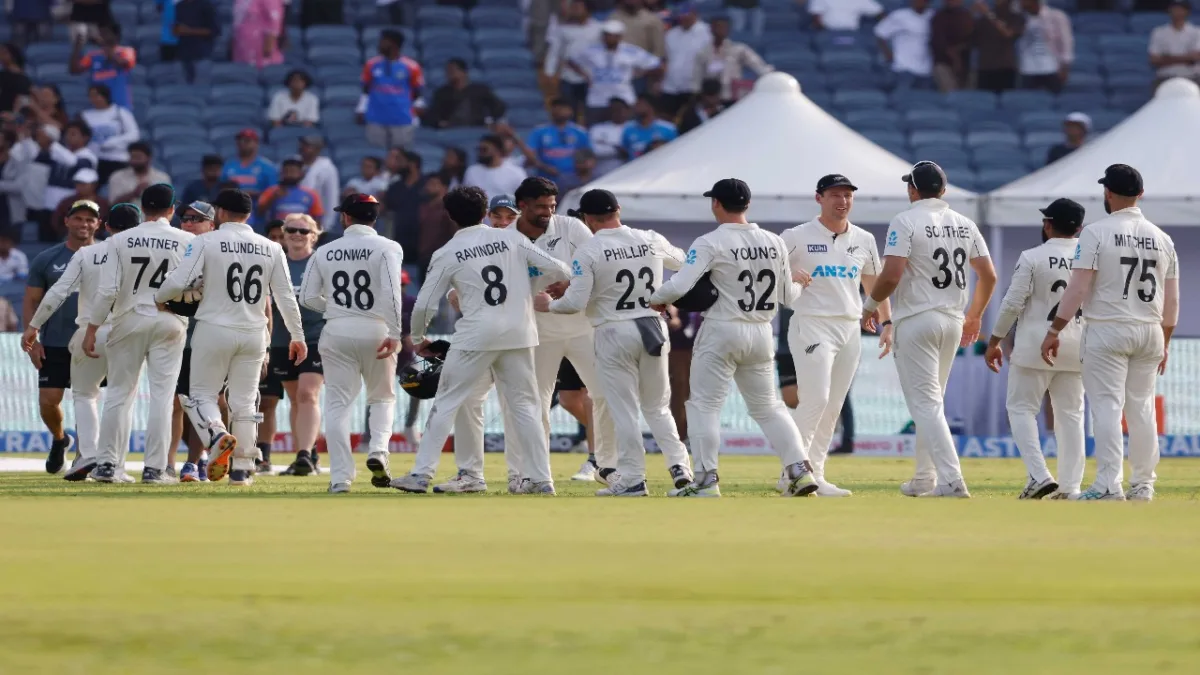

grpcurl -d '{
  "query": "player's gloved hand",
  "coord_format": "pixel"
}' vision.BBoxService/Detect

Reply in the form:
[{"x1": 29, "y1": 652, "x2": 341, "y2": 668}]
[
  {"x1": 792, "y1": 269, "x2": 812, "y2": 287},
  {"x1": 82, "y1": 325, "x2": 100, "y2": 359},
  {"x1": 288, "y1": 340, "x2": 308, "y2": 366},
  {"x1": 1040, "y1": 332, "x2": 1059, "y2": 367},
  {"x1": 961, "y1": 315, "x2": 982, "y2": 347},
  {"x1": 984, "y1": 343, "x2": 1004, "y2": 373},
  {"x1": 533, "y1": 292, "x2": 553, "y2": 313},
  {"x1": 878, "y1": 324, "x2": 894, "y2": 359},
  {"x1": 377, "y1": 338, "x2": 399, "y2": 359}
]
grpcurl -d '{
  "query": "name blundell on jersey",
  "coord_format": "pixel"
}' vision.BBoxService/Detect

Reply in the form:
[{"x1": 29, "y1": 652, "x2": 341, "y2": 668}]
[
  {"x1": 219, "y1": 240, "x2": 273, "y2": 256},
  {"x1": 454, "y1": 240, "x2": 510, "y2": 262}
]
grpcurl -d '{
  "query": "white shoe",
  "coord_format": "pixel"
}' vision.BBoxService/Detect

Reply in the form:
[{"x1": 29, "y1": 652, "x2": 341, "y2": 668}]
[
  {"x1": 328, "y1": 481, "x2": 351, "y2": 494},
  {"x1": 508, "y1": 472, "x2": 523, "y2": 494},
  {"x1": 670, "y1": 471, "x2": 721, "y2": 497},
  {"x1": 433, "y1": 470, "x2": 488, "y2": 494},
  {"x1": 391, "y1": 473, "x2": 430, "y2": 493},
  {"x1": 525, "y1": 480, "x2": 556, "y2": 495},
  {"x1": 919, "y1": 481, "x2": 971, "y2": 498},
  {"x1": 1018, "y1": 477, "x2": 1058, "y2": 500},
  {"x1": 1046, "y1": 490, "x2": 1077, "y2": 500},
  {"x1": 1125, "y1": 484, "x2": 1154, "y2": 502},
  {"x1": 1069, "y1": 487, "x2": 1125, "y2": 501},
  {"x1": 596, "y1": 479, "x2": 648, "y2": 497},
  {"x1": 816, "y1": 481, "x2": 852, "y2": 497},
  {"x1": 775, "y1": 470, "x2": 787, "y2": 493},
  {"x1": 115, "y1": 472, "x2": 136, "y2": 484},
  {"x1": 900, "y1": 478, "x2": 936, "y2": 497},
  {"x1": 571, "y1": 459, "x2": 598, "y2": 482}
]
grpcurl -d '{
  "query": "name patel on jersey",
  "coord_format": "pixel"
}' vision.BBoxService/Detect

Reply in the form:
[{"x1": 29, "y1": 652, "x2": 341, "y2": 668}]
[
  {"x1": 730, "y1": 246, "x2": 779, "y2": 261},
  {"x1": 326, "y1": 248, "x2": 373, "y2": 261},
  {"x1": 924, "y1": 225, "x2": 972, "y2": 239},
  {"x1": 455, "y1": 240, "x2": 510, "y2": 263},
  {"x1": 127, "y1": 237, "x2": 180, "y2": 250},
  {"x1": 1048, "y1": 256, "x2": 1071, "y2": 270},
  {"x1": 603, "y1": 244, "x2": 651, "y2": 261},
  {"x1": 1114, "y1": 234, "x2": 1161, "y2": 251},
  {"x1": 220, "y1": 241, "x2": 272, "y2": 256}
]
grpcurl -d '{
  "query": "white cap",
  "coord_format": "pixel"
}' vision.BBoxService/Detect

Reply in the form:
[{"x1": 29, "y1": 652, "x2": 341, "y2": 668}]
[
  {"x1": 73, "y1": 167, "x2": 100, "y2": 184},
  {"x1": 601, "y1": 19, "x2": 625, "y2": 35},
  {"x1": 1064, "y1": 112, "x2": 1092, "y2": 131}
]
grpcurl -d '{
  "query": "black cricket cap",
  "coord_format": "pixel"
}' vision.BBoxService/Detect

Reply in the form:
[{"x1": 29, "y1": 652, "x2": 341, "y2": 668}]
[
  {"x1": 902, "y1": 161, "x2": 947, "y2": 194},
  {"x1": 334, "y1": 192, "x2": 381, "y2": 222},
  {"x1": 214, "y1": 188, "x2": 254, "y2": 215},
  {"x1": 817, "y1": 174, "x2": 857, "y2": 193},
  {"x1": 703, "y1": 178, "x2": 751, "y2": 209},
  {"x1": 1040, "y1": 198, "x2": 1085, "y2": 228},
  {"x1": 141, "y1": 183, "x2": 175, "y2": 211},
  {"x1": 108, "y1": 202, "x2": 144, "y2": 230},
  {"x1": 1098, "y1": 164, "x2": 1143, "y2": 198},
  {"x1": 567, "y1": 189, "x2": 619, "y2": 218}
]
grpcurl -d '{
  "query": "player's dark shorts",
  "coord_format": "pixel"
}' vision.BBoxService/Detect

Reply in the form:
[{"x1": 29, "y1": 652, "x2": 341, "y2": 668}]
[
  {"x1": 38, "y1": 346, "x2": 71, "y2": 389},
  {"x1": 555, "y1": 357, "x2": 585, "y2": 391},
  {"x1": 261, "y1": 343, "x2": 323, "y2": 397},
  {"x1": 176, "y1": 347, "x2": 193, "y2": 395},
  {"x1": 776, "y1": 353, "x2": 797, "y2": 388}
]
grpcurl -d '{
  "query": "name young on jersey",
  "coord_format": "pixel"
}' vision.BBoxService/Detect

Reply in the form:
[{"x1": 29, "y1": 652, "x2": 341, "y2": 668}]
[
  {"x1": 127, "y1": 237, "x2": 180, "y2": 251},
  {"x1": 454, "y1": 240, "x2": 511, "y2": 263},
  {"x1": 219, "y1": 241, "x2": 273, "y2": 257},
  {"x1": 731, "y1": 245, "x2": 780, "y2": 261},
  {"x1": 326, "y1": 248, "x2": 374, "y2": 262}
]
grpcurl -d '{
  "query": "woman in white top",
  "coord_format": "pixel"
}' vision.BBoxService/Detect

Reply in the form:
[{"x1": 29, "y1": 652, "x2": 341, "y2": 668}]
[
  {"x1": 78, "y1": 83, "x2": 140, "y2": 185},
  {"x1": 267, "y1": 69, "x2": 321, "y2": 127}
]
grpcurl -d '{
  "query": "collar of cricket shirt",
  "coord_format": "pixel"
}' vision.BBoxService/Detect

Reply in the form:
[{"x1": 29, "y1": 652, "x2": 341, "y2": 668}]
[
  {"x1": 719, "y1": 222, "x2": 759, "y2": 230},
  {"x1": 912, "y1": 198, "x2": 949, "y2": 211},
  {"x1": 1111, "y1": 206, "x2": 1143, "y2": 217},
  {"x1": 453, "y1": 224, "x2": 489, "y2": 237},
  {"x1": 343, "y1": 224, "x2": 376, "y2": 236},
  {"x1": 219, "y1": 221, "x2": 253, "y2": 231}
]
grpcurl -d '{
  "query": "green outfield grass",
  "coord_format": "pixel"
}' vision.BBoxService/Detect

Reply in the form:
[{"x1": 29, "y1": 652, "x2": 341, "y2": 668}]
[{"x1": 2, "y1": 455, "x2": 1200, "y2": 674}]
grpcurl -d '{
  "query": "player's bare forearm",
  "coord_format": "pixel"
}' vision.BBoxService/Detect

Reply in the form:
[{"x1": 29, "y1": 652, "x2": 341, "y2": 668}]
[
  {"x1": 22, "y1": 287, "x2": 42, "y2": 328},
  {"x1": 1052, "y1": 268, "x2": 1094, "y2": 331},
  {"x1": 966, "y1": 256, "x2": 997, "y2": 320},
  {"x1": 860, "y1": 275, "x2": 892, "y2": 321}
]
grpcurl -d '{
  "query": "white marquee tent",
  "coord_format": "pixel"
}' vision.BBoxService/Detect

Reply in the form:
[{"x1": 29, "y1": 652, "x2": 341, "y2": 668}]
[
  {"x1": 986, "y1": 77, "x2": 1200, "y2": 227},
  {"x1": 573, "y1": 72, "x2": 979, "y2": 225}
]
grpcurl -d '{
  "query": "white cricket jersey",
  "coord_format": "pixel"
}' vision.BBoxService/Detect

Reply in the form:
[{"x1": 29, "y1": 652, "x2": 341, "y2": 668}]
[
  {"x1": 651, "y1": 222, "x2": 801, "y2": 324},
  {"x1": 30, "y1": 240, "x2": 111, "y2": 330},
  {"x1": 155, "y1": 221, "x2": 303, "y2": 339},
  {"x1": 299, "y1": 224, "x2": 406, "y2": 339},
  {"x1": 525, "y1": 214, "x2": 595, "y2": 342},
  {"x1": 780, "y1": 219, "x2": 881, "y2": 320},
  {"x1": 90, "y1": 219, "x2": 193, "y2": 326},
  {"x1": 412, "y1": 224, "x2": 570, "y2": 351},
  {"x1": 1073, "y1": 206, "x2": 1178, "y2": 325},
  {"x1": 883, "y1": 199, "x2": 990, "y2": 323},
  {"x1": 549, "y1": 225, "x2": 686, "y2": 327},
  {"x1": 992, "y1": 238, "x2": 1083, "y2": 372}
]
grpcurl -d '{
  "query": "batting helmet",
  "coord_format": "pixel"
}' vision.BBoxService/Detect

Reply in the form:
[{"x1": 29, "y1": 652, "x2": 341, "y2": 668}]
[
  {"x1": 399, "y1": 340, "x2": 451, "y2": 400},
  {"x1": 672, "y1": 272, "x2": 718, "y2": 312}
]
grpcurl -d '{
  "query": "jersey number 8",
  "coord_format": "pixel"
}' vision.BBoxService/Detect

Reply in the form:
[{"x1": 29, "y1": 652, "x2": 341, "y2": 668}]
[
  {"x1": 482, "y1": 265, "x2": 507, "y2": 306},
  {"x1": 332, "y1": 270, "x2": 374, "y2": 310}
]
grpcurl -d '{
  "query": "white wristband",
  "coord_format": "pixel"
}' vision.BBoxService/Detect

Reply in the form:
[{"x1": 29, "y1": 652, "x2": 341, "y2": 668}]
[
  {"x1": 863, "y1": 296, "x2": 880, "y2": 314},
  {"x1": 1047, "y1": 327, "x2": 1060, "y2": 336}
]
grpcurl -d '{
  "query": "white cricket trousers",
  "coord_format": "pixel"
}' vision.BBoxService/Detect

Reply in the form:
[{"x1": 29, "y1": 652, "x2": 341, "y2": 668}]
[
  {"x1": 1082, "y1": 321, "x2": 1163, "y2": 493},
  {"x1": 893, "y1": 310, "x2": 964, "y2": 486},
  {"x1": 1006, "y1": 365, "x2": 1085, "y2": 493},
  {"x1": 97, "y1": 312, "x2": 186, "y2": 471},
  {"x1": 534, "y1": 335, "x2": 618, "y2": 469},
  {"x1": 786, "y1": 315, "x2": 861, "y2": 483},
  {"x1": 687, "y1": 320, "x2": 806, "y2": 473},
  {"x1": 188, "y1": 322, "x2": 268, "y2": 472},
  {"x1": 411, "y1": 346, "x2": 550, "y2": 482},
  {"x1": 68, "y1": 324, "x2": 118, "y2": 461},
  {"x1": 452, "y1": 370, "x2": 514, "y2": 479},
  {"x1": 320, "y1": 322, "x2": 397, "y2": 486},
  {"x1": 592, "y1": 319, "x2": 690, "y2": 485}
]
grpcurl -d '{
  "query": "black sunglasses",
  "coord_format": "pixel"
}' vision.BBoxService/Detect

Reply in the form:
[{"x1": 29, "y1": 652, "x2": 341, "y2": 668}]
[
  {"x1": 284, "y1": 226, "x2": 313, "y2": 235},
  {"x1": 180, "y1": 215, "x2": 208, "y2": 223}
]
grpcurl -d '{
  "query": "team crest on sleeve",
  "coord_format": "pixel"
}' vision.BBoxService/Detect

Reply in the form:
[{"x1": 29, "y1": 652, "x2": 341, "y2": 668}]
[
  {"x1": 571, "y1": 260, "x2": 583, "y2": 276},
  {"x1": 528, "y1": 266, "x2": 543, "y2": 278},
  {"x1": 685, "y1": 249, "x2": 697, "y2": 265},
  {"x1": 184, "y1": 243, "x2": 193, "y2": 257},
  {"x1": 886, "y1": 231, "x2": 898, "y2": 248},
  {"x1": 1073, "y1": 244, "x2": 1081, "y2": 260}
]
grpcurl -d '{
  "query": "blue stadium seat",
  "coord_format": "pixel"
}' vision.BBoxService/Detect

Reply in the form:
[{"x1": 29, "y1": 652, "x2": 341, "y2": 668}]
[
  {"x1": 971, "y1": 147, "x2": 1029, "y2": 169},
  {"x1": 1019, "y1": 111, "x2": 1067, "y2": 131},
  {"x1": 913, "y1": 146, "x2": 970, "y2": 168},
  {"x1": 1097, "y1": 34, "x2": 1148, "y2": 52},
  {"x1": 325, "y1": 124, "x2": 368, "y2": 144},
  {"x1": 976, "y1": 168, "x2": 1025, "y2": 190},
  {"x1": 314, "y1": 65, "x2": 361, "y2": 86},
  {"x1": 1023, "y1": 131, "x2": 1063, "y2": 148},
  {"x1": 1090, "y1": 110, "x2": 1127, "y2": 132},
  {"x1": 904, "y1": 109, "x2": 962, "y2": 131},
  {"x1": 1064, "y1": 72, "x2": 1104, "y2": 91},
  {"x1": 477, "y1": 49, "x2": 533, "y2": 70},
  {"x1": 209, "y1": 124, "x2": 254, "y2": 142},
  {"x1": 945, "y1": 90, "x2": 998, "y2": 112},
  {"x1": 304, "y1": 25, "x2": 359, "y2": 47},
  {"x1": 1109, "y1": 91, "x2": 1149, "y2": 111},
  {"x1": 161, "y1": 142, "x2": 217, "y2": 163},
  {"x1": 506, "y1": 108, "x2": 549, "y2": 128},
  {"x1": 832, "y1": 89, "x2": 888, "y2": 109},
  {"x1": 135, "y1": 24, "x2": 161, "y2": 42},
  {"x1": 791, "y1": 71, "x2": 830, "y2": 93},
  {"x1": 494, "y1": 87, "x2": 544, "y2": 109},
  {"x1": 333, "y1": 144, "x2": 377, "y2": 163},
  {"x1": 482, "y1": 69, "x2": 538, "y2": 89},
  {"x1": 204, "y1": 104, "x2": 261, "y2": 127},
  {"x1": 306, "y1": 45, "x2": 362, "y2": 66},
  {"x1": 1129, "y1": 13, "x2": 1165, "y2": 35},
  {"x1": 211, "y1": 62, "x2": 261, "y2": 85},
  {"x1": 861, "y1": 130, "x2": 907, "y2": 147},
  {"x1": 818, "y1": 51, "x2": 872, "y2": 72},
  {"x1": 971, "y1": 120, "x2": 1016, "y2": 134},
  {"x1": 467, "y1": 7, "x2": 524, "y2": 30},
  {"x1": 889, "y1": 88, "x2": 942, "y2": 108},
  {"x1": 1056, "y1": 92, "x2": 1107, "y2": 111},
  {"x1": 416, "y1": 6, "x2": 467, "y2": 27},
  {"x1": 152, "y1": 85, "x2": 194, "y2": 105},
  {"x1": 1107, "y1": 72, "x2": 1151, "y2": 91},
  {"x1": 111, "y1": 3, "x2": 139, "y2": 26},
  {"x1": 812, "y1": 31, "x2": 870, "y2": 51},
  {"x1": 145, "y1": 104, "x2": 194, "y2": 128},
  {"x1": 152, "y1": 124, "x2": 205, "y2": 143},
  {"x1": 845, "y1": 109, "x2": 902, "y2": 128},
  {"x1": 423, "y1": 127, "x2": 489, "y2": 149},
  {"x1": 1027, "y1": 146, "x2": 1053, "y2": 167},
  {"x1": 965, "y1": 130, "x2": 1021, "y2": 149},
  {"x1": 323, "y1": 84, "x2": 362, "y2": 106},
  {"x1": 267, "y1": 126, "x2": 314, "y2": 145},
  {"x1": 209, "y1": 83, "x2": 265, "y2": 104},
  {"x1": 1073, "y1": 12, "x2": 1128, "y2": 35},
  {"x1": 999, "y1": 90, "x2": 1054, "y2": 110},
  {"x1": 259, "y1": 63, "x2": 297, "y2": 86},
  {"x1": 910, "y1": 130, "x2": 964, "y2": 148}
]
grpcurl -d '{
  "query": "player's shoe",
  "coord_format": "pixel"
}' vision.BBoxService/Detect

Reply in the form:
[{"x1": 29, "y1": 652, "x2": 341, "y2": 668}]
[
  {"x1": 45, "y1": 435, "x2": 73, "y2": 474},
  {"x1": 391, "y1": 473, "x2": 431, "y2": 493},
  {"x1": 782, "y1": 462, "x2": 819, "y2": 497},
  {"x1": 1069, "y1": 488, "x2": 1125, "y2": 501},
  {"x1": 507, "y1": 472, "x2": 523, "y2": 494},
  {"x1": 141, "y1": 467, "x2": 179, "y2": 485},
  {"x1": 197, "y1": 454, "x2": 209, "y2": 481},
  {"x1": 1125, "y1": 484, "x2": 1155, "y2": 502},
  {"x1": 1046, "y1": 490, "x2": 1077, "y2": 500},
  {"x1": 64, "y1": 455, "x2": 96, "y2": 482},
  {"x1": 366, "y1": 454, "x2": 392, "y2": 489},
  {"x1": 88, "y1": 462, "x2": 117, "y2": 483},
  {"x1": 164, "y1": 464, "x2": 178, "y2": 480},
  {"x1": 596, "y1": 467, "x2": 616, "y2": 488},
  {"x1": 328, "y1": 481, "x2": 351, "y2": 494},
  {"x1": 525, "y1": 480, "x2": 556, "y2": 495},
  {"x1": 433, "y1": 470, "x2": 487, "y2": 494},
  {"x1": 900, "y1": 477, "x2": 936, "y2": 497},
  {"x1": 1019, "y1": 477, "x2": 1058, "y2": 500},
  {"x1": 115, "y1": 471, "x2": 136, "y2": 483},
  {"x1": 229, "y1": 469, "x2": 254, "y2": 486},
  {"x1": 816, "y1": 481, "x2": 852, "y2": 497},
  {"x1": 284, "y1": 450, "x2": 315, "y2": 477},
  {"x1": 311, "y1": 451, "x2": 322, "y2": 475},
  {"x1": 179, "y1": 462, "x2": 201, "y2": 482},
  {"x1": 669, "y1": 464, "x2": 693, "y2": 490},
  {"x1": 206, "y1": 432, "x2": 237, "y2": 483},
  {"x1": 255, "y1": 460, "x2": 273, "y2": 475},
  {"x1": 596, "y1": 479, "x2": 648, "y2": 497},
  {"x1": 669, "y1": 471, "x2": 721, "y2": 497},
  {"x1": 571, "y1": 458, "x2": 598, "y2": 481},
  {"x1": 919, "y1": 481, "x2": 971, "y2": 498}
]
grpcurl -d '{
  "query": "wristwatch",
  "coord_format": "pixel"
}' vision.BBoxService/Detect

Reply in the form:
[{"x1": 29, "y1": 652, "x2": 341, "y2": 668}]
[{"x1": 880, "y1": 320, "x2": 893, "y2": 327}]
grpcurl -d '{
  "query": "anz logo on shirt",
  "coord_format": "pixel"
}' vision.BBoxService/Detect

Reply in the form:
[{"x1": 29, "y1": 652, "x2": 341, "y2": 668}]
[
  {"x1": 887, "y1": 230, "x2": 898, "y2": 248},
  {"x1": 685, "y1": 249, "x2": 697, "y2": 265},
  {"x1": 812, "y1": 265, "x2": 860, "y2": 279},
  {"x1": 571, "y1": 260, "x2": 584, "y2": 276}
]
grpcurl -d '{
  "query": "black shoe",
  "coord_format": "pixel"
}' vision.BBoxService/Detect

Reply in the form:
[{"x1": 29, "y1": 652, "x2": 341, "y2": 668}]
[
  {"x1": 829, "y1": 442, "x2": 854, "y2": 455},
  {"x1": 229, "y1": 469, "x2": 254, "y2": 485},
  {"x1": 366, "y1": 455, "x2": 392, "y2": 488},
  {"x1": 90, "y1": 462, "x2": 117, "y2": 483},
  {"x1": 64, "y1": 457, "x2": 97, "y2": 482},
  {"x1": 668, "y1": 464, "x2": 693, "y2": 490},
  {"x1": 46, "y1": 436, "x2": 73, "y2": 474},
  {"x1": 311, "y1": 451, "x2": 321, "y2": 474},
  {"x1": 597, "y1": 467, "x2": 617, "y2": 487},
  {"x1": 285, "y1": 451, "x2": 314, "y2": 477}
]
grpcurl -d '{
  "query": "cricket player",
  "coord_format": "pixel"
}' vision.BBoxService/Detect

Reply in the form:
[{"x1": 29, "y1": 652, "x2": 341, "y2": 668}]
[
  {"x1": 22, "y1": 203, "x2": 144, "y2": 481},
  {"x1": 650, "y1": 178, "x2": 817, "y2": 498},
  {"x1": 1040, "y1": 165, "x2": 1178, "y2": 502},
  {"x1": 778, "y1": 174, "x2": 892, "y2": 498},
  {"x1": 534, "y1": 189, "x2": 694, "y2": 496},
  {"x1": 83, "y1": 185, "x2": 193, "y2": 483},
  {"x1": 862, "y1": 162, "x2": 997, "y2": 498},
  {"x1": 173, "y1": 201, "x2": 219, "y2": 483},
  {"x1": 391, "y1": 186, "x2": 571, "y2": 495},
  {"x1": 155, "y1": 188, "x2": 307, "y2": 486},
  {"x1": 299, "y1": 194, "x2": 406, "y2": 494},
  {"x1": 984, "y1": 198, "x2": 1087, "y2": 500}
]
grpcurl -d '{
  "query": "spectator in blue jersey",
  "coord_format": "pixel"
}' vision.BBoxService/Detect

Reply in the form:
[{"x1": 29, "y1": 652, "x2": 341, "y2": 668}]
[
  {"x1": 358, "y1": 29, "x2": 425, "y2": 149},
  {"x1": 69, "y1": 24, "x2": 137, "y2": 110},
  {"x1": 257, "y1": 157, "x2": 326, "y2": 223},
  {"x1": 220, "y1": 128, "x2": 278, "y2": 225},
  {"x1": 523, "y1": 97, "x2": 591, "y2": 181},
  {"x1": 621, "y1": 94, "x2": 677, "y2": 159},
  {"x1": 156, "y1": 0, "x2": 179, "y2": 62}
]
